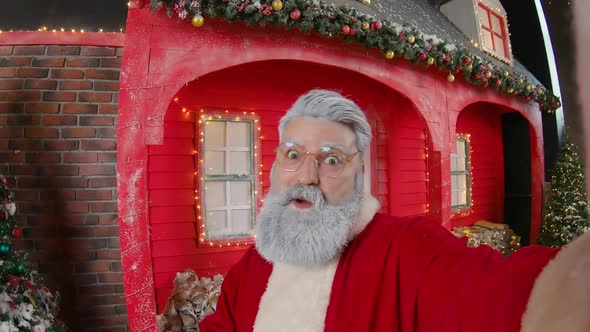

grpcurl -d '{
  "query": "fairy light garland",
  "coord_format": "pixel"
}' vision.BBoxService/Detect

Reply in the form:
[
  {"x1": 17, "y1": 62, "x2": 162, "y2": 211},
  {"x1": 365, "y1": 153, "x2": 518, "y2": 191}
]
[
  {"x1": 179, "y1": 105, "x2": 264, "y2": 248},
  {"x1": 151, "y1": 0, "x2": 561, "y2": 112},
  {"x1": 0, "y1": 27, "x2": 124, "y2": 33},
  {"x1": 451, "y1": 133, "x2": 474, "y2": 218}
]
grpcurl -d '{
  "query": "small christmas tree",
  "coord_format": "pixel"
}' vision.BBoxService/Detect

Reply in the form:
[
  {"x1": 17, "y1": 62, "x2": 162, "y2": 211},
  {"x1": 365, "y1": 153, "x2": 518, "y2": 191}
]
[
  {"x1": 0, "y1": 176, "x2": 66, "y2": 331},
  {"x1": 537, "y1": 136, "x2": 590, "y2": 247}
]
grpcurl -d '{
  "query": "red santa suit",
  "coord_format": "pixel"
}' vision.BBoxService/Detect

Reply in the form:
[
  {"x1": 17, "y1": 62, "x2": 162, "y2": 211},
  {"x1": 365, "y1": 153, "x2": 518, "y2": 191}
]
[{"x1": 200, "y1": 199, "x2": 560, "y2": 332}]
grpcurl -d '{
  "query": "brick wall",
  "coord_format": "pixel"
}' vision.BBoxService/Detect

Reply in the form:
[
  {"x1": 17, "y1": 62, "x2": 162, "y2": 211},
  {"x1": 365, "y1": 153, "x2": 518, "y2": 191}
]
[{"x1": 0, "y1": 45, "x2": 126, "y2": 331}]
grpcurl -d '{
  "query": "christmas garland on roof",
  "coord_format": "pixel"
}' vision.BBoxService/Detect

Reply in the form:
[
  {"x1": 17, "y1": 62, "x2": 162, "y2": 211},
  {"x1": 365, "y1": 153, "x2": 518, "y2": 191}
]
[{"x1": 149, "y1": 0, "x2": 561, "y2": 113}]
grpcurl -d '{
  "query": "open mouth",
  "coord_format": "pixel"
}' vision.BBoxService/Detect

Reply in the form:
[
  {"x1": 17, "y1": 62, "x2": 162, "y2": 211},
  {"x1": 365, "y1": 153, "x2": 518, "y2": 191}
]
[{"x1": 291, "y1": 198, "x2": 313, "y2": 209}]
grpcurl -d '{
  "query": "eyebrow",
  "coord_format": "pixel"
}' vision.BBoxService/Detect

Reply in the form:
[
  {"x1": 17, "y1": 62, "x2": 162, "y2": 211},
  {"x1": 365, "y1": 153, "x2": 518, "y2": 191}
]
[{"x1": 282, "y1": 139, "x2": 351, "y2": 153}]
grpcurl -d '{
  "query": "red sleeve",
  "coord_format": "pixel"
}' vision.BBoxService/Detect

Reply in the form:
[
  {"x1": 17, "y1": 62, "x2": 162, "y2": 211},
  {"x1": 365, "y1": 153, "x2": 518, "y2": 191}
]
[
  {"x1": 198, "y1": 262, "x2": 240, "y2": 332},
  {"x1": 199, "y1": 247, "x2": 272, "y2": 332},
  {"x1": 399, "y1": 218, "x2": 560, "y2": 332}
]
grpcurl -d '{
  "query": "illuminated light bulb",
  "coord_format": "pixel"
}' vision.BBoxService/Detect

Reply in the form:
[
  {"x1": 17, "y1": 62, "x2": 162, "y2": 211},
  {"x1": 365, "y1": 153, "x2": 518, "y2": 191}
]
[
  {"x1": 52, "y1": 29, "x2": 56, "y2": 32},
  {"x1": 99, "y1": 28, "x2": 103, "y2": 32},
  {"x1": 71, "y1": 29, "x2": 75, "y2": 32},
  {"x1": 60, "y1": 28, "x2": 65, "y2": 32},
  {"x1": 225, "y1": 110, "x2": 229, "y2": 113}
]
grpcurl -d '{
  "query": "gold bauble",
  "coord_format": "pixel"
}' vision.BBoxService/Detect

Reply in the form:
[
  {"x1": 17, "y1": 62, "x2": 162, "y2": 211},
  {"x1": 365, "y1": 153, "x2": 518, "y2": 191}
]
[
  {"x1": 526, "y1": 84, "x2": 532, "y2": 91},
  {"x1": 361, "y1": 21, "x2": 370, "y2": 30},
  {"x1": 191, "y1": 15, "x2": 205, "y2": 27},
  {"x1": 407, "y1": 35, "x2": 415, "y2": 44},
  {"x1": 427, "y1": 57, "x2": 435, "y2": 65},
  {"x1": 385, "y1": 51, "x2": 395, "y2": 59},
  {"x1": 272, "y1": 0, "x2": 284, "y2": 11},
  {"x1": 484, "y1": 71, "x2": 492, "y2": 78},
  {"x1": 447, "y1": 73, "x2": 455, "y2": 82},
  {"x1": 466, "y1": 64, "x2": 473, "y2": 71},
  {"x1": 507, "y1": 88, "x2": 514, "y2": 94},
  {"x1": 502, "y1": 70, "x2": 509, "y2": 77}
]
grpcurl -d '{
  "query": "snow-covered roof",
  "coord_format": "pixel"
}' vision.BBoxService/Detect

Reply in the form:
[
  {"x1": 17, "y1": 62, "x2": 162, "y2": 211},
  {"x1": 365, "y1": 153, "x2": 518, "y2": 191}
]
[{"x1": 329, "y1": 0, "x2": 541, "y2": 84}]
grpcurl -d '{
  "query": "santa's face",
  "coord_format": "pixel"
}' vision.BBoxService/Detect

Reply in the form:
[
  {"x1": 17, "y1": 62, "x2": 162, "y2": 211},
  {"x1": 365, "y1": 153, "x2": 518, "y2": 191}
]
[{"x1": 255, "y1": 117, "x2": 363, "y2": 266}]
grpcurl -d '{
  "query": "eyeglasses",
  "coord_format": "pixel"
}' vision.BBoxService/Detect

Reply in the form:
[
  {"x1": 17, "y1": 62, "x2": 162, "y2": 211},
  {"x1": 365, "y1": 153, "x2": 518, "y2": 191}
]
[{"x1": 274, "y1": 142, "x2": 360, "y2": 178}]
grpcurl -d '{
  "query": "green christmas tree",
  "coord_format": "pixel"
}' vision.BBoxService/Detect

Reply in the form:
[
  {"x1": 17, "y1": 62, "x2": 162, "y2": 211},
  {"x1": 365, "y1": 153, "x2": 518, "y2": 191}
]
[
  {"x1": 537, "y1": 136, "x2": 590, "y2": 247},
  {"x1": 0, "y1": 176, "x2": 66, "y2": 331}
]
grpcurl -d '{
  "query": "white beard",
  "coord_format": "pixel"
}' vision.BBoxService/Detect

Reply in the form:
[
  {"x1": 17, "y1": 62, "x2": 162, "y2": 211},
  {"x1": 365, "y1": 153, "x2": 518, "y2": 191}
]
[{"x1": 255, "y1": 185, "x2": 360, "y2": 266}]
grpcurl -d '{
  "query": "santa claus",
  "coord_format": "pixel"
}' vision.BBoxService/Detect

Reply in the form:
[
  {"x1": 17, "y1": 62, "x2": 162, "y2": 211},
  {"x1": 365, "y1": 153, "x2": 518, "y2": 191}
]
[{"x1": 200, "y1": 89, "x2": 590, "y2": 331}]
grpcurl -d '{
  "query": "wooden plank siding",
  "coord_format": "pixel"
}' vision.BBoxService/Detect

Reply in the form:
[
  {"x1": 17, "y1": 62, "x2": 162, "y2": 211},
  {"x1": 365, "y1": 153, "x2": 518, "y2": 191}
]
[
  {"x1": 147, "y1": 61, "x2": 434, "y2": 310},
  {"x1": 451, "y1": 105, "x2": 505, "y2": 228}
]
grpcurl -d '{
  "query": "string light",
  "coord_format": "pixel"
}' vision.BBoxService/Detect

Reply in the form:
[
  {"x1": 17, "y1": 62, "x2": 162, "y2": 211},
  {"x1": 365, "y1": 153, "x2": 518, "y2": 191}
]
[
  {"x1": 0, "y1": 27, "x2": 123, "y2": 33},
  {"x1": 473, "y1": 1, "x2": 513, "y2": 65},
  {"x1": 451, "y1": 133, "x2": 474, "y2": 219},
  {"x1": 185, "y1": 105, "x2": 263, "y2": 248}
]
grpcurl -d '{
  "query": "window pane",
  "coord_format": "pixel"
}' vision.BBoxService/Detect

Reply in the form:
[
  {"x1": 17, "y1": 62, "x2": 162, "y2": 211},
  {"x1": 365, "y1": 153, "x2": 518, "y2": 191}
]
[
  {"x1": 231, "y1": 181, "x2": 251, "y2": 206},
  {"x1": 205, "y1": 121, "x2": 226, "y2": 147},
  {"x1": 205, "y1": 181, "x2": 226, "y2": 208},
  {"x1": 482, "y1": 30, "x2": 494, "y2": 51},
  {"x1": 206, "y1": 211, "x2": 227, "y2": 238},
  {"x1": 456, "y1": 140, "x2": 465, "y2": 156},
  {"x1": 494, "y1": 35, "x2": 506, "y2": 57},
  {"x1": 204, "y1": 151, "x2": 225, "y2": 175},
  {"x1": 491, "y1": 14, "x2": 503, "y2": 34},
  {"x1": 450, "y1": 154, "x2": 457, "y2": 171},
  {"x1": 451, "y1": 191, "x2": 458, "y2": 206},
  {"x1": 478, "y1": 5, "x2": 490, "y2": 27},
  {"x1": 458, "y1": 191, "x2": 467, "y2": 205},
  {"x1": 228, "y1": 122, "x2": 251, "y2": 148},
  {"x1": 456, "y1": 156, "x2": 466, "y2": 171},
  {"x1": 451, "y1": 174, "x2": 458, "y2": 190},
  {"x1": 229, "y1": 151, "x2": 251, "y2": 175},
  {"x1": 231, "y1": 209, "x2": 253, "y2": 234},
  {"x1": 458, "y1": 175, "x2": 467, "y2": 190}
]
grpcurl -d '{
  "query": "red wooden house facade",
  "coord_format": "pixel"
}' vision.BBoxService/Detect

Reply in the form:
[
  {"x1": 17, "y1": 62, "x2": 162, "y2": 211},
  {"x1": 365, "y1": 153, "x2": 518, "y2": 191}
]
[{"x1": 117, "y1": 0, "x2": 558, "y2": 329}]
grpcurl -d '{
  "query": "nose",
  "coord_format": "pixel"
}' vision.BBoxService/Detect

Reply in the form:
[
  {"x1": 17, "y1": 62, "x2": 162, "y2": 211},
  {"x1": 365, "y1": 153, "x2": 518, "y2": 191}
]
[{"x1": 297, "y1": 155, "x2": 319, "y2": 186}]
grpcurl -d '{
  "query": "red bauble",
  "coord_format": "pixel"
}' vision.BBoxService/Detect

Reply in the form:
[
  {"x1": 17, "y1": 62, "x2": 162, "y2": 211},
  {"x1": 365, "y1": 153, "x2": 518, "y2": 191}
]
[
  {"x1": 525, "y1": 97, "x2": 532, "y2": 102},
  {"x1": 341, "y1": 25, "x2": 350, "y2": 35},
  {"x1": 473, "y1": 74, "x2": 480, "y2": 80},
  {"x1": 289, "y1": 9, "x2": 301, "y2": 20},
  {"x1": 349, "y1": 28, "x2": 356, "y2": 36},
  {"x1": 495, "y1": 80, "x2": 501, "y2": 87},
  {"x1": 371, "y1": 20, "x2": 382, "y2": 30},
  {"x1": 443, "y1": 54, "x2": 452, "y2": 62},
  {"x1": 464, "y1": 56, "x2": 472, "y2": 65},
  {"x1": 7, "y1": 275, "x2": 19, "y2": 287},
  {"x1": 419, "y1": 53, "x2": 427, "y2": 61},
  {"x1": 539, "y1": 103, "x2": 544, "y2": 108},
  {"x1": 12, "y1": 227, "x2": 22, "y2": 238}
]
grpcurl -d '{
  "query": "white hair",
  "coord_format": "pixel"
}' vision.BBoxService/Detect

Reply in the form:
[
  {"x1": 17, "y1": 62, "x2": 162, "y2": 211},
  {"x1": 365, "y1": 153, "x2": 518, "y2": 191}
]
[{"x1": 278, "y1": 89, "x2": 372, "y2": 157}]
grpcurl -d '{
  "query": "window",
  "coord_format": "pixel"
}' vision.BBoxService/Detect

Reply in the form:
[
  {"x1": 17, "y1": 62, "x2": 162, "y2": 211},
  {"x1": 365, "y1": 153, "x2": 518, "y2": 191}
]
[
  {"x1": 201, "y1": 118, "x2": 257, "y2": 240},
  {"x1": 477, "y1": 2, "x2": 511, "y2": 62},
  {"x1": 450, "y1": 136, "x2": 470, "y2": 210}
]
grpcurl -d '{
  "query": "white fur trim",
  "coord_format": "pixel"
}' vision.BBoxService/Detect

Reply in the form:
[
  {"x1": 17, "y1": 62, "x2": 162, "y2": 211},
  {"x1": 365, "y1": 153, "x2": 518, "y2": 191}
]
[
  {"x1": 254, "y1": 259, "x2": 339, "y2": 332},
  {"x1": 521, "y1": 231, "x2": 590, "y2": 332},
  {"x1": 347, "y1": 193, "x2": 381, "y2": 241}
]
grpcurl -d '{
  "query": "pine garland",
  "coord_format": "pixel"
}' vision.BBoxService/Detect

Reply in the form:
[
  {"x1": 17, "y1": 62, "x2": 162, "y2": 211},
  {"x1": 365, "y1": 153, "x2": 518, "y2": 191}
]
[
  {"x1": 149, "y1": 0, "x2": 561, "y2": 113},
  {"x1": 537, "y1": 135, "x2": 590, "y2": 247}
]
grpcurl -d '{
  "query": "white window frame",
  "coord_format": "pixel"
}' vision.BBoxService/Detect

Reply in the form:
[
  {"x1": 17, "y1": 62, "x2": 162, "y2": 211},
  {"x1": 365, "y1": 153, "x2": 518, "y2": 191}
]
[
  {"x1": 450, "y1": 136, "x2": 471, "y2": 210},
  {"x1": 477, "y1": 1, "x2": 512, "y2": 64},
  {"x1": 201, "y1": 118, "x2": 257, "y2": 241}
]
